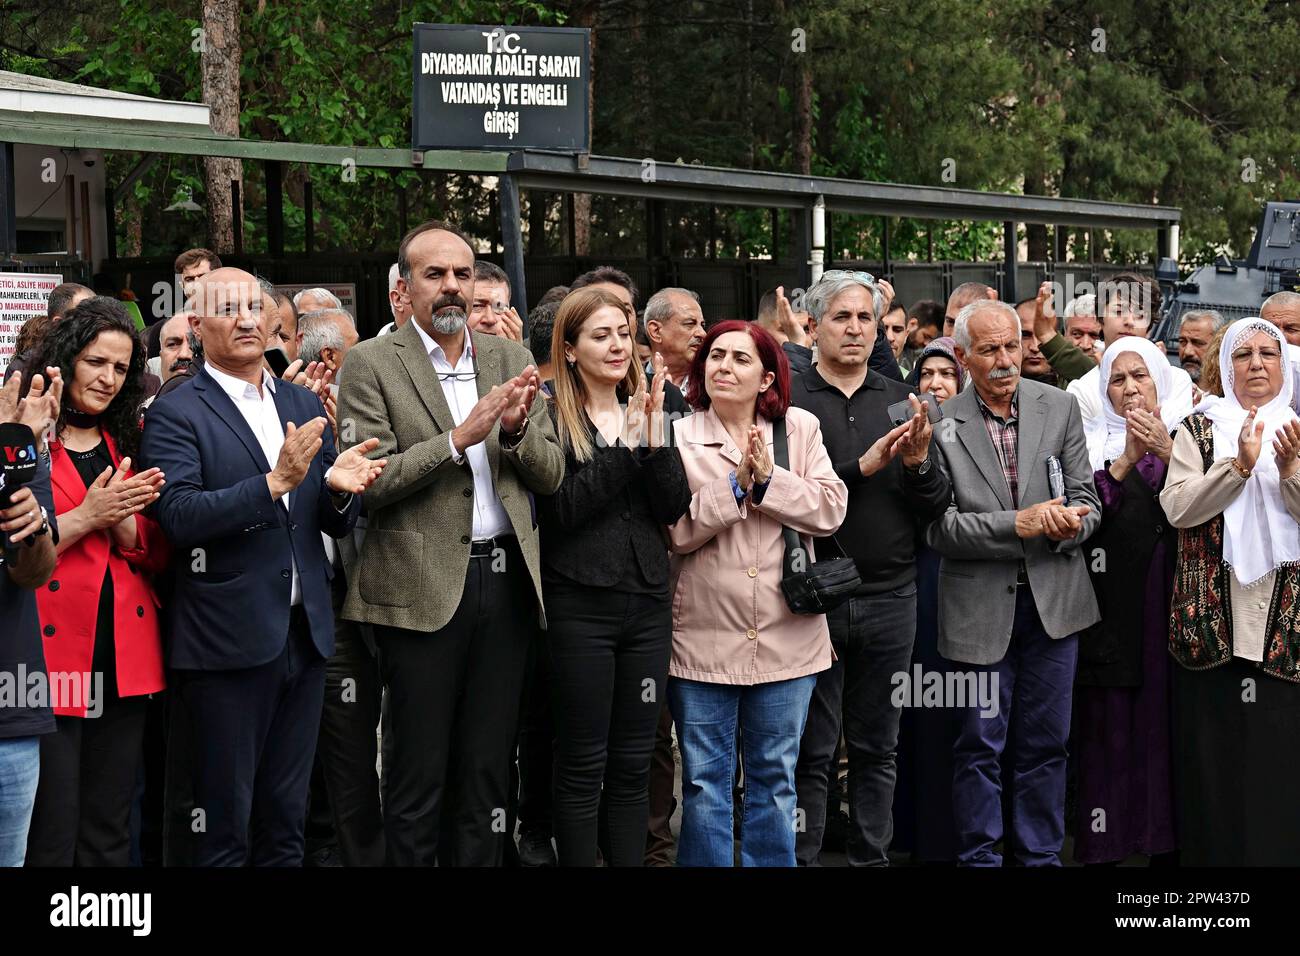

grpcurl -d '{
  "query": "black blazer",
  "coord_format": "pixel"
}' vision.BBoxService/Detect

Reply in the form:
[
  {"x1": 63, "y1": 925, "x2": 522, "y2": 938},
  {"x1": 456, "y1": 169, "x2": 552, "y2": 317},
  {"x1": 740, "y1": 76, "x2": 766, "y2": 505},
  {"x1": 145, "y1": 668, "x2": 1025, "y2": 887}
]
[{"x1": 538, "y1": 409, "x2": 691, "y2": 589}]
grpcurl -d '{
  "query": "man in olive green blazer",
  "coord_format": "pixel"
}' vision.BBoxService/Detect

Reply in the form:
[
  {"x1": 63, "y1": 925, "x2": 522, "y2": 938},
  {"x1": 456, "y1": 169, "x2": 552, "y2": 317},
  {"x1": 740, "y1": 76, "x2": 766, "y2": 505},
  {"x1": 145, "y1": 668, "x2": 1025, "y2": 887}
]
[{"x1": 337, "y1": 220, "x2": 563, "y2": 866}]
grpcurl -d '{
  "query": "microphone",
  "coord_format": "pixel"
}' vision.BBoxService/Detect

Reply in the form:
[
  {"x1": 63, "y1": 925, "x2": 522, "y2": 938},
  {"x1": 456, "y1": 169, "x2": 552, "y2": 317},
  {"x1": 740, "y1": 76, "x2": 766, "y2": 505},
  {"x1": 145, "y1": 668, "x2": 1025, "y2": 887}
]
[{"x1": 0, "y1": 422, "x2": 39, "y2": 508}]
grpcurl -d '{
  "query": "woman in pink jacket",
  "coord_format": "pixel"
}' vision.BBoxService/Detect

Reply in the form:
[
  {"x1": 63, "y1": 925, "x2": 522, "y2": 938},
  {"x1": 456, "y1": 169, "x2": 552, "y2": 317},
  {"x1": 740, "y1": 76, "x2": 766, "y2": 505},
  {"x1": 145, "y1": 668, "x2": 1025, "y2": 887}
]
[{"x1": 668, "y1": 320, "x2": 848, "y2": 866}]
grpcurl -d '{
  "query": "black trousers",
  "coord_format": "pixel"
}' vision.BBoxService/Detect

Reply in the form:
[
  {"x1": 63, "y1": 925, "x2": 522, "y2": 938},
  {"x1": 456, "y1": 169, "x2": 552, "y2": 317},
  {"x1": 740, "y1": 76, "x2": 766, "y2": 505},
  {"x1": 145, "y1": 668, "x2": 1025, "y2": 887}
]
[
  {"x1": 516, "y1": 625, "x2": 555, "y2": 834},
  {"x1": 25, "y1": 695, "x2": 148, "y2": 867},
  {"x1": 375, "y1": 538, "x2": 535, "y2": 866},
  {"x1": 316, "y1": 574, "x2": 385, "y2": 866},
  {"x1": 546, "y1": 583, "x2": 672, "y2": 867},
  {"x1": 172, "y1": 607, "x2": 326, "y2": 866}
]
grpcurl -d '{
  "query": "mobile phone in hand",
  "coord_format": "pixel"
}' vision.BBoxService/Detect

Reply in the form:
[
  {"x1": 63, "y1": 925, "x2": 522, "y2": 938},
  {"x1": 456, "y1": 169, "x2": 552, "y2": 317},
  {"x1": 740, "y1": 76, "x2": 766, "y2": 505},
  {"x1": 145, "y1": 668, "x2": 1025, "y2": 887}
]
[
  {"x1": 264, "y1": 347, "x2": 291, "y2": 377},
  {"x1": 886, "y1": 392, "x2": 942, "y2": 428}
]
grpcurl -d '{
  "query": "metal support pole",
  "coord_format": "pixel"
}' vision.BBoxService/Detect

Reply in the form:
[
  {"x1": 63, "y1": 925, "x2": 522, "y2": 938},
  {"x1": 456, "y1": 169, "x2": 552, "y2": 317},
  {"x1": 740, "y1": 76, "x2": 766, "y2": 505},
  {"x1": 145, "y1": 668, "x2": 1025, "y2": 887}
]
[
  {"x1": 498, "y1": 170, "x2": 529, "y2": 322},
  {"x1": 304, "y1": 179, "x2": 314, "y2": 255},
  {"x1": 1003, "y1": 220, "x2": 1018, "y2": 303},
  {"x1": 265, "y1": 160, "x2": 284, "y2": 259},
  {"x1": 809, "y1": 196, "x2": 826, "y2": 285}
]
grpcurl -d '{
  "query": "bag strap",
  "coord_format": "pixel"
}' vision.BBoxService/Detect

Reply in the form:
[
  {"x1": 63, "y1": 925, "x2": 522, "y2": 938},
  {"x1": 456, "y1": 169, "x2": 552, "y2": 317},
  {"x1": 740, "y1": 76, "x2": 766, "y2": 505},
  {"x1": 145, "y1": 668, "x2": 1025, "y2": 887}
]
[
  {"x1": 773, "y1": 417, "x2": 802, "y2": 578},
  {"x1": 773, "y1": 416, "x2": 849, "y2": 571}
]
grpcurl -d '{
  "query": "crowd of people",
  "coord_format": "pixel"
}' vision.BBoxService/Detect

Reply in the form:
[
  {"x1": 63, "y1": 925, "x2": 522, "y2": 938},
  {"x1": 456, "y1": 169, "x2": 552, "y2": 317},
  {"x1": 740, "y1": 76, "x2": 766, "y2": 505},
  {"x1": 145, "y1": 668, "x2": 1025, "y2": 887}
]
[{"x1": 3, "y1": 216, "x2": 1300, "y2": 868}]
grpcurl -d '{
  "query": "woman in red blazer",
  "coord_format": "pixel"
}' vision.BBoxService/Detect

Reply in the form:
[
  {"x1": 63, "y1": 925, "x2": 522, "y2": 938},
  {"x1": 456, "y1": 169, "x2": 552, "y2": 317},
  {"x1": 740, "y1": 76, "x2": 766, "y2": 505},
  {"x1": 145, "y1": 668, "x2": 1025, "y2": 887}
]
[{"x1": 23, "y1": 297, "x2": 168, "y2": 867}]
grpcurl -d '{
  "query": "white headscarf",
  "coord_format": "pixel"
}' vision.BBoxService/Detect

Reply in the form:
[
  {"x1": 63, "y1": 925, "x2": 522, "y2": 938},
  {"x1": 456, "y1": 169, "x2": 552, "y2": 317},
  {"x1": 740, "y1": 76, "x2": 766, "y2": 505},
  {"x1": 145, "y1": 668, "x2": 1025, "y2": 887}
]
[
  {"x1": 1195, "y1": 318, "x2": 1300, "y2": 587},
  {"x1": 1084, "y1": 336, "x2": 1175, "y2": 472}
]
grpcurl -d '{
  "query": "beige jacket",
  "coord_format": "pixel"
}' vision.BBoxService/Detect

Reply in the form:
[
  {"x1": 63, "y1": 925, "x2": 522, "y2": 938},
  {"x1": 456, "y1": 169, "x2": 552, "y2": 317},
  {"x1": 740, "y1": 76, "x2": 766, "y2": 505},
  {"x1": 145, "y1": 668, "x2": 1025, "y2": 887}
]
[
  {"x1": 668, "y1": 405, "x2": 849, "y2": 685},
  {"x1": 336, "y1": 321, "x2": 564, "y2": 632}
]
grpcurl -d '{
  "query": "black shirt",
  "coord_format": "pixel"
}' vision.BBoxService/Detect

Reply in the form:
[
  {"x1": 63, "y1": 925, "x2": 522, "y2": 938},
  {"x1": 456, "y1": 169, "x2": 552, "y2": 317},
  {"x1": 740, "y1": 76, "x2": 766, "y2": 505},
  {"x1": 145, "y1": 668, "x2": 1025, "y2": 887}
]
[
  {"x1": 789, "y1": 366, "x2": 951, "y2": 593},
  {"x1": 538, "y1": 408, "x2": 692, "y2": 594},
  {"x1": 0, "y1": 454, "x2": 58, "y2": 739},
  {"x1": 68, "y1": 441, "x2": 121, "y2": 700}
]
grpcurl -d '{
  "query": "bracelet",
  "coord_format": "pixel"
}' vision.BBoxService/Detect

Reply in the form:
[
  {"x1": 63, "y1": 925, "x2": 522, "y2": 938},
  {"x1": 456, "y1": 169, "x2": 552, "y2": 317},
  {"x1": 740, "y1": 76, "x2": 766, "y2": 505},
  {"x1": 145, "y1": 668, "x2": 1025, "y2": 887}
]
[{"x1": 1231, "y1": 457, "x2": 1252, "y2": 479}]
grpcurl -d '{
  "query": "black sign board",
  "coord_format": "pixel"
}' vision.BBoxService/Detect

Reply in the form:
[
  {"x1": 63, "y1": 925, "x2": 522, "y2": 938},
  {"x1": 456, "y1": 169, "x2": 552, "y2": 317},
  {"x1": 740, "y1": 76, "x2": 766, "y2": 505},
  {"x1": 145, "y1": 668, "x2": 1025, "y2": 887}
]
[{"x1": 412, "y1": 24, "x2": 590, "y2": 152}]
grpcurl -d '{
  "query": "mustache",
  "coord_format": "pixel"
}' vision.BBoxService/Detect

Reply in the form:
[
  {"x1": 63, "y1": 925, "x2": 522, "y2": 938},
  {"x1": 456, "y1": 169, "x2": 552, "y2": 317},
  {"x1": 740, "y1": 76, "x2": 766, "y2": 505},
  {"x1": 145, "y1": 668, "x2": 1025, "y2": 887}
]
[
  {"x1": 988, "y1": 365, "x2": 1018, "y2": 380},
  {"x1": 168, "y1": 357, "x2": 193, "y2": 373},
  {"x1": 431, "y1": 293, "x2": 468, "y2": 314}
]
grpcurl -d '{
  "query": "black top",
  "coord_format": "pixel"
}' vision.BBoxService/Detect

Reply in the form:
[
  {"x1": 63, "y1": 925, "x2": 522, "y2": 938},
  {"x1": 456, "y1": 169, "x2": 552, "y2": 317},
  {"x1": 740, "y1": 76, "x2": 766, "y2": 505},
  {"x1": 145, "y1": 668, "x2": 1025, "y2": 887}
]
[
  {"x1": 789, "y1": 366, "x2": 951, "y2": 593},
  {"x1": 69, "y1": 441, "x2": 121, "y2": 701},
  {"x1": 538, "y1": 407, "x2": 692, "y2": 593},
  {"x1": 0, "y1": 454, "x2": 58, "y2": 739}
]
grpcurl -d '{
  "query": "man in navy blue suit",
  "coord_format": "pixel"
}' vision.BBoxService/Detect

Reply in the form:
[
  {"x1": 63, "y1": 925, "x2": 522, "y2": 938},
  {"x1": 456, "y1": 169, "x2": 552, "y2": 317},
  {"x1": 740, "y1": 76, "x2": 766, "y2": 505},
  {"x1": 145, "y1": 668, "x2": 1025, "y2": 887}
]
[{"x1": 141, "y1": 268, "x2": 385, "y2": 866}]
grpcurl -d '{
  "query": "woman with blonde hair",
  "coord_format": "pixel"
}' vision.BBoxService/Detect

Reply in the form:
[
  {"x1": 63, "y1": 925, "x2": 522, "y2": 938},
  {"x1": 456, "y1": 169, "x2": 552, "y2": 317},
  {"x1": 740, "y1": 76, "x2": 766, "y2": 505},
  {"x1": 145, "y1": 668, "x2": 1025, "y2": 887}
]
[{"x1": 537, "y1": 288, "x2": 691, "y2": 866}]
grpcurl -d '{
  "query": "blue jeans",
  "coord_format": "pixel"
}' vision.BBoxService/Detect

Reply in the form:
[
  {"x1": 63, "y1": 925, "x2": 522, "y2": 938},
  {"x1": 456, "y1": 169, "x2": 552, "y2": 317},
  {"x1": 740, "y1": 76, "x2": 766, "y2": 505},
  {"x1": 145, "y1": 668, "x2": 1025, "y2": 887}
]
[
  {"x1": 669, "y1": 675, "x2": 817, "y2": 867},
  {"x1": 0, "y1": 736, "x2": 40, "y2": 867}
]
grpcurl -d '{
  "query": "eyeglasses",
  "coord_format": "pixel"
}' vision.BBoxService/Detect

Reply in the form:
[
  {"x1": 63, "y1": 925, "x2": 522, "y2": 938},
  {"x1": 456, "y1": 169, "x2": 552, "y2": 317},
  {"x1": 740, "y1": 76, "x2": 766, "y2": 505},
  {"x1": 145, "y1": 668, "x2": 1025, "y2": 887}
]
[
  {"x1": 434, "y1": 339, "x2": 479, "y2": 382},
  {"x1": 1230, "y1": 346, "x2": 1283, "y2": 365}
]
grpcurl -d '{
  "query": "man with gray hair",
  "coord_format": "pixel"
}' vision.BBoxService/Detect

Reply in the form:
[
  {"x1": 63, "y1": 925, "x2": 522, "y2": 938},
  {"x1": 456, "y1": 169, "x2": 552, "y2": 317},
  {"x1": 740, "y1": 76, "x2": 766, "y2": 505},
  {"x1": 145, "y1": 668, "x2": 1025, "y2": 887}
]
[
  {"x1": 1261, "y1": 290, "x2": 1300, "y2": 345},
  {"x1": 1176, "y1": 309, "x2": 1226, "y2": 384},
  {"x1": 643, "y1": 287, "x2": 705, "y2": 389},
  {"x1": 294, "y1": 287, "x2": 344, "y2": 315},
  {"x1": 928, "y1": 298, "x2": 1100, "y2": 867},
  {"x1": 944, "y1": 282, "x2": 997, "y2": 338},
  {"x1": 297, "y1": 308, "x2": 359, "y2": 376},
  {"x1": 791, "y1": 270, "x2": 903, "y2": 380}
]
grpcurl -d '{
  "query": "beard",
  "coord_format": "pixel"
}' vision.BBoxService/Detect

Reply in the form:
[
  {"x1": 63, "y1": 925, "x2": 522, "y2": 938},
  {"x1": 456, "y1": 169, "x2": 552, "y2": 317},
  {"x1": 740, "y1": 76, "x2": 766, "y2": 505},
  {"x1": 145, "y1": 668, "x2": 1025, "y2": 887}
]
[
  {"x1": 1184, "y1": 362, "x2": 1202, "y2": 383},
  {"x1": 428, "y1": 293, "x2": 468, "y2": 334}
]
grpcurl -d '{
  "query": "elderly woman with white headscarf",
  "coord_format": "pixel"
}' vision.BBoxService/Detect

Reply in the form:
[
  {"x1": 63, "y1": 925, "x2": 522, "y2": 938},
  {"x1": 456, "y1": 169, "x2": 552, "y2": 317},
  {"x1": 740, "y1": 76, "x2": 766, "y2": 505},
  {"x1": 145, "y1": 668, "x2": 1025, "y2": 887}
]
[
  {"x1": 1160, "y1": 317, "x2": 1300, "y2": 866},
  {"x1": 1073, "y1": 336, "x2": 1179, "y2": 865}
]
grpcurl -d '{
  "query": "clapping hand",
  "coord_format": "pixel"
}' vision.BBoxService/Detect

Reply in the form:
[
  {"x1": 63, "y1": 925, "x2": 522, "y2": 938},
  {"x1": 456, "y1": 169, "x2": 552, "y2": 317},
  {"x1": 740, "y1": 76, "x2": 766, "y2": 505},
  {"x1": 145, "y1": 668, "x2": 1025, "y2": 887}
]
[
  {"x1": 268, "y1": 418, "x2": 326, "y2": 499},
  {"x1": 897, "y1": 394, "x2": 933, "y2": 468},
  {"x1": 735, "y1": 425, "x2": 773, "y2": 492},
  {"x1": 499, "y1": 365, "x2": 540, "y2": 437},
  {"x1": 1274, "y1": 419, "x2": 1300, "y2": 481},
  {"x1": 1237, "y1": 406, "x2": 1266, "y2": 472},
  {"x1": 775, "y1": 285, "x2": 809, "y2": 348},
  {"x1": 1033, "y1": 280, "x2": 1059, "y2": 345},
  {"x1": 0, "y1": 367, "x2": 63, "y2": 452},
  {"x1": 1127, "y1": 406, "x2": 1173, "y2": 464},
  {"x1": 328, "y1": 437, "x2": 387, "y2": 495}
]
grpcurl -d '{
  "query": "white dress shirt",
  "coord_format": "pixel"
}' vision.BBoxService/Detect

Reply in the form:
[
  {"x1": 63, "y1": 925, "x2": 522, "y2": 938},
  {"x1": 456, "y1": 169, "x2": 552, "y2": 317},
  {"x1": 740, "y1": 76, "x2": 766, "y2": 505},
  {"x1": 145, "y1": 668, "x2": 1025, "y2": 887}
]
[
  {"x1": 410, "y1": 322, "x2": 513, "y2": 540},
  {"x1": 205, "y1": 362, "x2": 303, "y2": 605}
]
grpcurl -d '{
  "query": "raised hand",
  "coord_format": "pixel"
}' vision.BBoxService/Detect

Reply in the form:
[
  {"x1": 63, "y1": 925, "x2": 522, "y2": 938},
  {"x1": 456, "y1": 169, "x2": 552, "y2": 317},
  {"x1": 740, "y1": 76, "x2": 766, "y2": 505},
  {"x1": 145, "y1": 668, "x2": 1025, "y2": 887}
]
[
  {"x1": 1128, "y1": 406, "x2": 1173, "y2": 464},
  {"x1": 646, "y1": 352, "x2": 668, "y2": 449},
  {"x1": 775, "y1": 285, "x2": 809, "y2": 348},
  {"x1": 747, "y1": 425, "x2": 773, "y2": 486},
  {"x1": 858, "y1": 420, "x2": 912, "y2": 477},
  {"x1": 898, "y1": 393, "x2": 933, "y2": 468},
  {"x1": 1033, "y1": 280, "x2": 1059, "y2": 345},
  {"x1": 268, "y1": 418, "x2": 326, "y2": 499},
  {"x1": 497, "y1": 306, "x2": 525, "y2": 343},
  {"x1": 1274, "y1": 419, "x2": 1300, "y2": 481},
  {"x1": 0, "y1": 367, "x2": 64, "y2": 452},
  {"x1": 329, "y1": 437, "x2": 387, "y2": 494},
  {"x1": 1237, "y1": 406, "x2": 1265, "y2": 472},
  {"x1": 452, "y1": 382, "x2": 515, "y2": 452},
  {"x1": 500, "y1": 365, "x2": 540, "y2": 437}
]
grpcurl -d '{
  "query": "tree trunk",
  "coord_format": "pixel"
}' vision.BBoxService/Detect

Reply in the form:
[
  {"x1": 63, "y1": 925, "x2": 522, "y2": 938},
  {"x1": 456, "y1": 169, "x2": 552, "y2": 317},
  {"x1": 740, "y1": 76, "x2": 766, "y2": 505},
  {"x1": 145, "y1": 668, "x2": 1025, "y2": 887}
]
[
  {"x1": 201, "y1": 0, "x2": 242, "y2": 254},
  {"x1": 793, "y1": 58, "x2": 812, "y2": 175},
  {"x1": 123, "y1": 192, "x2": 142, "y2": 258}
]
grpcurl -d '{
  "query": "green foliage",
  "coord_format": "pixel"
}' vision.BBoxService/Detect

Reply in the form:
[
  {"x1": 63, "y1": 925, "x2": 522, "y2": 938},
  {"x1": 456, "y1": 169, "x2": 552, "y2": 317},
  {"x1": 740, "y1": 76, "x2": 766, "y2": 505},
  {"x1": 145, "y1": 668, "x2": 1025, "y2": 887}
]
[{"x1": 1, "y1": 0, "x2": 1295, "y2": 269}]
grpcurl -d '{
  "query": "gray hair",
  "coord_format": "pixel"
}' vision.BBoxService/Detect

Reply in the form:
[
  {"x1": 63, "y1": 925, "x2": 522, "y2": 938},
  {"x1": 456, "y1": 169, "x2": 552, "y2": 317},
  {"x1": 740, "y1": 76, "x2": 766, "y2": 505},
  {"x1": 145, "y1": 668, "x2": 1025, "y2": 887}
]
[
  {"x1": 297, "y1": 308, "x2": 353, "y2": 365},
  {"x1": 293, "y1": 287, "x2": 342, "y2": 309},
  {"x1": 1179, "y1": 308, "x2": 1228, "y2": 332},
  {"x1": 388, "y1": 263, "x2": 400, "y2": 293},
  {"x1": 1064, "y1": 293, "x2": 1096, "y2": 321},
  {"x1": 804, "y1": 270, "x2": 884, "y2": 324},
  {"x1": 1262, "y1": 291, "x2": 1300, "y2": 313},
  {"x1": 953, "y1": 299, "x2": 1021, "y2": 351},
  {"x1": 644, "y1": 287, "x2": 701, "y2": 327}
]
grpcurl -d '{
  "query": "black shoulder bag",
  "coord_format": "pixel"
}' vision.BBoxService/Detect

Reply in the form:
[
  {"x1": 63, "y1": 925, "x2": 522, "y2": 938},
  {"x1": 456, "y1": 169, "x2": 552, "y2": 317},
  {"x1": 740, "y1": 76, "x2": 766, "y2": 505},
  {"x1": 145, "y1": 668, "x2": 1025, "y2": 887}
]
[{"x1": 773, "y1": 417, "x2": 861, "y2": 615}]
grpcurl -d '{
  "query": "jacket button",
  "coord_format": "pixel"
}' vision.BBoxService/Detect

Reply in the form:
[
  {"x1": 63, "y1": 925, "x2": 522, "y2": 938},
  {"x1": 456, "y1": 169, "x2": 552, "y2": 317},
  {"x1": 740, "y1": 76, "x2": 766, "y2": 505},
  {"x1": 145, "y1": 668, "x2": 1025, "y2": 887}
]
[
  {"x1": 136, "y1": 605, "x2": 145, "y2": 618},
  {"x1": 48, "y1": 580, "x2": 59, "y2": 591},
  {"x1": 290, "y1": 522, "x2": 298, "y2": 531},
  {"x1": 43, "y1": 625, "x2": 55, "y2": 637},
  {"x1": 281, "y1": 569, "x2": 290, "y2": 579},
  {"x1": 746, "y1": 628, "x2": 757, "y2": 640},
  {"x1": 1154, "y1": 524, "x2": 1164, "y2": 534},
  {"x1": 461, "y1": 535, "x2": 471, "y2": 544},
  {"x1": 621, "y1": 512, "x2": 631, "y2": 521},
  {"x1": 747, "y1": 567, "x2": 758, "y2": 578},
  {"x1": 1007, "y1": 585, "x2": 1015, "y2": 594},
  {"x1": 463, "y1": 488, "x2": 473, "y2": 497}
]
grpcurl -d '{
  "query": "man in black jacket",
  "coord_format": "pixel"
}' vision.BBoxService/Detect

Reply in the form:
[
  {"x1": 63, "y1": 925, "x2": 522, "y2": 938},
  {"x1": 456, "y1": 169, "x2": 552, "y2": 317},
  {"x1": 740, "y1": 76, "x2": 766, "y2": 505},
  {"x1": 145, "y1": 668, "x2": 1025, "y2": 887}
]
[
  {"x1": 789, "y1": 270, "x2": 951, "y2": 866},
  {"x1": 772, "y1": 278, "x2": 904, "y2": 382}
]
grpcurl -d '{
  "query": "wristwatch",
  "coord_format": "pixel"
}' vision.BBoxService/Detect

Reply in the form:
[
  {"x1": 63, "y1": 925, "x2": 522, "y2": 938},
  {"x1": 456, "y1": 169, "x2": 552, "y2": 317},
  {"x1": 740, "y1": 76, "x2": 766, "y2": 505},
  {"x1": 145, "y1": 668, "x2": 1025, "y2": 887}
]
[
  {"x1": 501, "y1": 414, "x2": 530, "y2": 447},
  {"x1": 905, "y1": 456, "x2": 932, "y2": 476}
]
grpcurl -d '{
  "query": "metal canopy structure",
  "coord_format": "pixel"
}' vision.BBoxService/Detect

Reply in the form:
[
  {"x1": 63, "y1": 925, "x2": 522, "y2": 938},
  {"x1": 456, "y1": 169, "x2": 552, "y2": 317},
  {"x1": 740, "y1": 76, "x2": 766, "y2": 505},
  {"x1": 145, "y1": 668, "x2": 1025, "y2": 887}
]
[
  {"x1": 0, "y1": 69, "x2": 1183, "y2": 315},
  {"x1": 506, "y1": 150, "x2": 1179, "y2": 230}
]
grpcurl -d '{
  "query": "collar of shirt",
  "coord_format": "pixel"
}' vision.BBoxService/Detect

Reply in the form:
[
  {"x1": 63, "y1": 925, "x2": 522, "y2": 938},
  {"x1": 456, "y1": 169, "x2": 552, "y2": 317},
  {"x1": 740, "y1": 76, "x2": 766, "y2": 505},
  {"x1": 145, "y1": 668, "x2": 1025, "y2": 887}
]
[
  {"x1": 411, "y1": 320, "x2": 473, "y2": 371},
  {"x1": 802, "y1": 365, "x2": 885, "y2": 397},
  {"x1": 974, "y1": 386, "x2": 1019, "y2": 424},
  {"x1": 205, "y1": 362, "x2": 278, "y2": 401}
]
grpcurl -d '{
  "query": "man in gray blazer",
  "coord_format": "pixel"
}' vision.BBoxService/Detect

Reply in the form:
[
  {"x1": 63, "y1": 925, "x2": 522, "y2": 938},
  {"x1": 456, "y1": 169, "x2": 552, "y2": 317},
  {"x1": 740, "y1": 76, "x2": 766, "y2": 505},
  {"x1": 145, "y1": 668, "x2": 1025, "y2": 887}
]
[
  {"x1": 926, "y1": 298, "x2": 1100, "y2": 867},
  {"x1": 337, "y1": 219, "x2": 564, "y2": 866}
]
